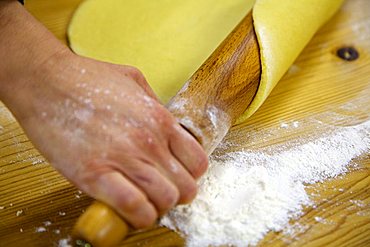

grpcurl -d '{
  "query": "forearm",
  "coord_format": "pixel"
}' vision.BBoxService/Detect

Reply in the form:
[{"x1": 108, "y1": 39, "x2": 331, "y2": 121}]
[{"x1": 0, "y1": 0, "x2": 66, "y2": 105}]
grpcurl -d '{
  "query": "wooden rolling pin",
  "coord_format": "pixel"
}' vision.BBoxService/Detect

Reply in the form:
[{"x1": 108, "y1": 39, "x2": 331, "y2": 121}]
[{"x1": 73, "y1": 11, "x2": 261, "y2": 247}]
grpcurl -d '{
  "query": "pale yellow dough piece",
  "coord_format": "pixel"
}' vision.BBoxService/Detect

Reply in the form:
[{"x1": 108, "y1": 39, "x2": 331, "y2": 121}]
[{"x1": 68, "y1": 0, "x2": 343, "y2": 123}]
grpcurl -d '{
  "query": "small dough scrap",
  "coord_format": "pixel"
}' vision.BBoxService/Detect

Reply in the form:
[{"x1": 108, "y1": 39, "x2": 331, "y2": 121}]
[{"x1": 68, "y1": 0, "x2": 343, "y2": 122}]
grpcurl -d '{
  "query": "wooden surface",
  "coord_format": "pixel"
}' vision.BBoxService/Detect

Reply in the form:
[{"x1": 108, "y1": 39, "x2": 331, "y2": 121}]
[{"x1": 0, "y1": 0, "x2": 369, "y2": 246}]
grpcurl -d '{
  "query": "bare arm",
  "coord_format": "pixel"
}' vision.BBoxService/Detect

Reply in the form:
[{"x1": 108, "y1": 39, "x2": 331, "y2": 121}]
[{"x1": 0, "y1": 0, "x2": 208, "y2": 228}]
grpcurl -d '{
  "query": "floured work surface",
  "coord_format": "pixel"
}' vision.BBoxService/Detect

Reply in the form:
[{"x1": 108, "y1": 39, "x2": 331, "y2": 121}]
[{"x1": 0, "y1": 0, "x2": 369, "y2": 246}]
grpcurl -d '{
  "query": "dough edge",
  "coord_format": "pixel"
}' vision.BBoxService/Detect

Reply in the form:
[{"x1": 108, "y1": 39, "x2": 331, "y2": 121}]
[{"x1": 238, "y1": 0, "x2": 344, "y2": 123}]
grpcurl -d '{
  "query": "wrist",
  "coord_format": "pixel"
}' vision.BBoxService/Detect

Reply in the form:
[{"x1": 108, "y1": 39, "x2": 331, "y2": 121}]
[
  {"x1": 0, "y1": 0, "x2": 70, "y2": 113},
  {"x1": 2, "y1": 47, "x2": 75, "y2": 122}
]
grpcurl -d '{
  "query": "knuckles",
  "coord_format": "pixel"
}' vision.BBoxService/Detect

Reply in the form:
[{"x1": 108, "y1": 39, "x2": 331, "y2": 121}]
[
  {"x1": 178, "y1": 179, "x2": 198, "y2": 204},
  {"x1": 75, "y1": 159, "x2": 107, "y2": 193},
  {"x1": 115, "y1": 190, "x2": 147, "y2": 213},
  {"x1": 150, "y1": 105, "x2": 175, "y2": 127},
  {"x1": 115, "y1": 190, "x2": 158, "y2": 229},
  {"x1": 160, "y1": 186, "x2": 180, "y2": 212},
  {"x1": 121, "y1": 66, "x2": 151, "y2": 92},
  {"x1": 125, "y1": 66, "x2": 146, "y2": 82},
  {"x1": 191, "y1": 153, "x2": 209, "y2": 179}
]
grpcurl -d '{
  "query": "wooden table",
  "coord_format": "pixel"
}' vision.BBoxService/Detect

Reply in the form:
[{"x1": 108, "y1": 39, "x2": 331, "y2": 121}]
[{"x1": 0, "y1": 0, "x2": 369, "y2": 246}]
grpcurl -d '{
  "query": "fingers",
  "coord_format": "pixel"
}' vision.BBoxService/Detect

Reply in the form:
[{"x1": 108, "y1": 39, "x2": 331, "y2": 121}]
[
  {"x1": 116, "y1": 161, "x2": 180, "y2": 215},
  {"x1": 130, "y1": 122, "x2": 207, "y2": 205},
  {"x1": 78, "y1": 124, "x2": 207, "y2": 229},
  {"x1": 169, "y1": 124, "x2": 209, "y2": 179},
  {"x1": 157, "y1": 157, "x2": 199, "y2": 204},
  {"x1": 94, "y1": 172, "x2": 158, "y2": 229}
]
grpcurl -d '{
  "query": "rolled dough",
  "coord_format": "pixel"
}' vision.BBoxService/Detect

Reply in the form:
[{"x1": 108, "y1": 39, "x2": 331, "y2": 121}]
[{"x1": 68, "y1": 0, "x2": 343, "y2": 123}]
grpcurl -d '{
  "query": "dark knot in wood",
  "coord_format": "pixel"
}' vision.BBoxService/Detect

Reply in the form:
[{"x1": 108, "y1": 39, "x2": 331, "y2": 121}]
[{"x1": 336, "y1": 46, "x2": 359, "y2": 61}]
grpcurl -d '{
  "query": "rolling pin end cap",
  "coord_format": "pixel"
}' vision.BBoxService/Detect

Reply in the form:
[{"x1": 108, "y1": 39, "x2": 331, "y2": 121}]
[{"x1": 72, "y1": 201, "x2": 129, "y2": 247}]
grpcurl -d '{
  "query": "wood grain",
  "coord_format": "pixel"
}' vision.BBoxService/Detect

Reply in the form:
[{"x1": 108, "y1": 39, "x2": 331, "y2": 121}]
[{"x1": 0, "y1": 0, "x2": 369, "y2": 246}]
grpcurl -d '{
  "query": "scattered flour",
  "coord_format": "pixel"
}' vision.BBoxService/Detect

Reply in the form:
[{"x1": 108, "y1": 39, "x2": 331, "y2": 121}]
[
  {"x1": 286, "y1": 64, "x2": 301, "y2": 75},
  {"x1": 43, "y1": 221, "x2": 52, "y2": 226},
  {"x1": 16, "y1": 210, "x2": 23, "y2": 216},
  {"x1": 35, "y1": 226, "x2": 47, "y2": 233},
  {"x1": 313, "y1": 216, "x2": 327, "y2": 223},
  {"x1": 58, "y1": 237, "x2": 72, "y2": 247},
  {"x1": 280, "y1": 122, "x2": 289, "y2": 129},
  {"x1": 349, "y1": 199, "x2": 366, "y2": 208},
  {"x1": 280, "y1": 121, "x2": 299, "y2": 129},
  {"x1": 161, "y1": 119, "x2": 370, "y2": 246}
]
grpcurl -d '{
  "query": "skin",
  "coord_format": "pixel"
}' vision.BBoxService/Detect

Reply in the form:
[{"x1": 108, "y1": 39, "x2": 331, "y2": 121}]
[{"x1": 0, "y1": 0, "x2": 208, "y2": 228}]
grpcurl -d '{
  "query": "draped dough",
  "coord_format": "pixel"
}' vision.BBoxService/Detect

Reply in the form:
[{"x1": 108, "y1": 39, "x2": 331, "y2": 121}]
[
  {"x1": 243, "y1": 0, "x2": 344, "y2": 122},
  {"x1": 68, "y1": 0, "x2": 343, "y2": 123}
]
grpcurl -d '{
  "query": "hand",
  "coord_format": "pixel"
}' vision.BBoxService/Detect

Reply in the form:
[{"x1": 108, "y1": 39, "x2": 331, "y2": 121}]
[{"x1": 6, "y1": 49, "x2": 208, "y2": 228}]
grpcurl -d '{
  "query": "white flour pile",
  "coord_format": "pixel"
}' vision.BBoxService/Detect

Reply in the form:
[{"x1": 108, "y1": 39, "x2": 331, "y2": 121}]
[{"x1": 161, "y1": 119, "x2": 370, "y2": 246}]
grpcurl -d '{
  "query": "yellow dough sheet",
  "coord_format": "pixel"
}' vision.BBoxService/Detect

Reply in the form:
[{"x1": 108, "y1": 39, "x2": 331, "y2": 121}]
[
  {"x1": 244, "y1": 0, "x2": 344, "y2": 122},
  {"x1": 68, "y1": 0, "x2": 343, "y2": 123}
]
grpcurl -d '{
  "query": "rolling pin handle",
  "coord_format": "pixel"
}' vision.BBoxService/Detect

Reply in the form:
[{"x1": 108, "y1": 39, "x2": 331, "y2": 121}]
[{"x1": 72, "y1": 201, "x2": 129, "y2": 247}]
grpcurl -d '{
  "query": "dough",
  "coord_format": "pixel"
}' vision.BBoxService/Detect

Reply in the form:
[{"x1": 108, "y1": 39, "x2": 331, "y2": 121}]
[
  {"x1": 243, "y1": 0, "x2": 344, "y2": 122},
  {"x1": 68, "y1": 0, "x2": 343, "y2": 123},
  {"x1": 68, "y1": 0, "x2": 255, "y2": 103}
]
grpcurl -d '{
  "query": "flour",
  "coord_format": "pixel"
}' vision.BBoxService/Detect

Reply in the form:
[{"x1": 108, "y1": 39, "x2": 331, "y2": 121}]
[
  {"x1": 58, "y1": 237, "x2": 72, "y2": 247},
  {"x1": 43, "y1": 221, "x2": 52, "y2": 226},
  {"x1": 161, "y1": 118, "x2": 370, "y2": 246},
  {"x1": 35, "y1": 226, "x2": 47, "y2": 233},
  {"x1": 16, "y1": 210, "x2": 23, "y2": 216}
]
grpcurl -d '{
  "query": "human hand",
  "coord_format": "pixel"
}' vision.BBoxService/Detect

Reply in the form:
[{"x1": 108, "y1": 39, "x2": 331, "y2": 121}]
[{"x1": 5, "y1": 49, "x2": 208, "y2": 228}]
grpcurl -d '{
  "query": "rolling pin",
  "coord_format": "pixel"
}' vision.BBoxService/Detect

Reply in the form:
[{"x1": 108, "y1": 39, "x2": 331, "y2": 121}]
[{"x1": 73, "y1": 11, "x2": 261, "y2": 247}]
